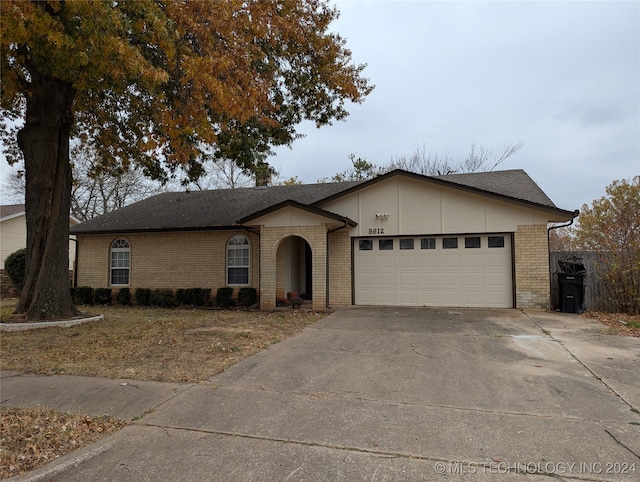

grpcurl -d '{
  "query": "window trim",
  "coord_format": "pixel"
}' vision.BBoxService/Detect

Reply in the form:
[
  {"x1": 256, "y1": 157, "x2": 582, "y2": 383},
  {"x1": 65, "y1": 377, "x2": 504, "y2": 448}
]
[
  {"x1": 227, "y1": 234, "x2": 250, "y2": 286},
  {"x1": 110, "y1": 238, "x2": 130, "y2": 286}
]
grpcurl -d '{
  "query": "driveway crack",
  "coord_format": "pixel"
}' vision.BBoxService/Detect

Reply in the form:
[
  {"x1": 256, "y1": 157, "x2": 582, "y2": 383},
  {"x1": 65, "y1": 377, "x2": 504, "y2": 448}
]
[{"x1": 522, "y1": 310, "x2": 638, "y2": 415}]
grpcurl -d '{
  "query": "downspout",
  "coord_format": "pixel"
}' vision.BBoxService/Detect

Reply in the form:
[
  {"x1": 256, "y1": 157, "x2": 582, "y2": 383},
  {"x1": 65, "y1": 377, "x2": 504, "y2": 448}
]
[
  {"x1": 69, "y1": 237, "x2": 78, "y2": 288},
  {"x1": 326, "y1": 221, "x2": 348, "y2": 310},
  {"x1": 547, "y1": 210, "x2": 579, "y2": 309}
]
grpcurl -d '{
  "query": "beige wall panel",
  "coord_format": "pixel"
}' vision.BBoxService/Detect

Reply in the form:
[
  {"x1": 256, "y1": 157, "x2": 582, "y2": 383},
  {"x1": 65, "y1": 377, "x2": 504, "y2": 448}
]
[
  {"x1": 354, "y1": 180, "x2": 400, "y2": 236},
  {"x1": 1, "y1": 214, "x2": 77, "y2": 269},
  {"x1": 398, "y1": 178, "x2": 442, "y2": 234},
  {"x1": 251, "y1": 207, "x2": 338, "y2": 227},
  {"x1": 323, "y1": 177, "x2": 559, "y2": 239},
  {"x1": 322, "y1": 196, "x2": 359, "y2": 222},
  {"x1": 0, "y1": 216, "x2": 26, "y2": 265},
  {"x1": 485, "y1": 199, "x2": 536, "y2": 232}
]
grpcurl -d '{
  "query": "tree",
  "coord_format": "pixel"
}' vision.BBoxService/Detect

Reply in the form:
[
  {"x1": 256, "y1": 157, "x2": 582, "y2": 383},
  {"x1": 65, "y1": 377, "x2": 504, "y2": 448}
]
[
  {"x1": 573, "y1": 177, "x2": 640, "y2": 314},
  {"x1": 169, "y1": 157, "x2": 256, "y2": 191},
  {"x1": 1, "y1": 0, "x2": 373, "y2": 320},
  {"x1": 318, "y1": 153, "x2": 383, "y2": 182},
  {"x1": 68, "y1": 146, "x2": 165, "y2": 221},
  {"x1": 387, "y1": 141, "x2": 524, "y2": 175}
]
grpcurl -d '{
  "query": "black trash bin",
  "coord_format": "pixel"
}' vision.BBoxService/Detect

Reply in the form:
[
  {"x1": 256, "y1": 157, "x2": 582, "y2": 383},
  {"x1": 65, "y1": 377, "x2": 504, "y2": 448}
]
[{"x1": 558, "y1": 273, "x2": 585, "y2": 314}]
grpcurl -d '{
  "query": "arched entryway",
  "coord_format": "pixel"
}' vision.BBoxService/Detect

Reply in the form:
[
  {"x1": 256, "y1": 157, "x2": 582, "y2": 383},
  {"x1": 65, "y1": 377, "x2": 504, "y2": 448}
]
[{"x1": 276, "y1": 235, "x2": 312, "y2": 301}]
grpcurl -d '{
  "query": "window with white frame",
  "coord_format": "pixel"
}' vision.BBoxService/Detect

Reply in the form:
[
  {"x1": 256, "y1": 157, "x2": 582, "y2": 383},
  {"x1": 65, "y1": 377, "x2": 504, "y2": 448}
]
[
  {"x1": 110, "y1": 239, "x2": 130, "y2": 285},
  {"x1": 227, "y1": 235, "x2": 249, "y2": 285}
]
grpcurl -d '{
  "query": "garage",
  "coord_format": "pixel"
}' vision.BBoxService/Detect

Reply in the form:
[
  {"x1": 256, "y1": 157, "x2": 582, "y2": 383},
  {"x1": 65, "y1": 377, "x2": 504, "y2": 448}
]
[{"x1": 354, "y1": 233, "x2": 513, "y2": 308}]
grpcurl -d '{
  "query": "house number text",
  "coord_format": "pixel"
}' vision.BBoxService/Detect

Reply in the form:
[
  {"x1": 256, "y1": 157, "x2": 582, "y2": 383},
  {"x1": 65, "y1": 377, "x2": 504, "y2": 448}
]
[{"x1": 368, "y1": 228, "x2": 385, "y2": 234}]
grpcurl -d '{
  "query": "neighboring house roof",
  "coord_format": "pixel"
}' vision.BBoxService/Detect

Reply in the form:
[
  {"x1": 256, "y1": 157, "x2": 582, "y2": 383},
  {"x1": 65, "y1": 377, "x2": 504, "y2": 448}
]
[
  {"x1": 71, "y1": 169, "x2": 576, "y2": 235},
  {"x1": 0, "y1": 204, "x2": 26, "y2": 222}
]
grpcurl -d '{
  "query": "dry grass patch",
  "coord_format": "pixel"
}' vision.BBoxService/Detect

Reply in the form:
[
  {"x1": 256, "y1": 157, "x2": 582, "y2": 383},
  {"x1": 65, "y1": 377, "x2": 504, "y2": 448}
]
[
  {"x1": 0, "y1": 406, "x2": 126, "y2": 479},
  {"x1": 1, "y1": 300, "x2": 325, "y2": 477},
  {"x1": 1, "y1": 301, "x2": 326, "y2": 383},
  {"x1": 584, "y1": 311, "x2": 640, "y2": 337}
]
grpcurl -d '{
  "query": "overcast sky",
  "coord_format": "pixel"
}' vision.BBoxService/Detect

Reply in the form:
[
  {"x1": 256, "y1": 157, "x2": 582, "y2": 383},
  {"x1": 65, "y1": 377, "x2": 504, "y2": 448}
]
[
  {"x1": 271, "y1": 0, "x2": 640, "y2": 211},
  {"x1": 1, "y1": 1, "x2": 638, "y2": 213}
]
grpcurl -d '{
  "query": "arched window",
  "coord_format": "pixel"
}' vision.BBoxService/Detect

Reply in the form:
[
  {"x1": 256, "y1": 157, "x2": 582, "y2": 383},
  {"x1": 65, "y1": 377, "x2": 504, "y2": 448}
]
[
  {"x1": 227, "y1": 235, "x2": 249, "y2": 285},
  {"x1": 110, "y1": 239, "x2": 130, "y2": 285}
]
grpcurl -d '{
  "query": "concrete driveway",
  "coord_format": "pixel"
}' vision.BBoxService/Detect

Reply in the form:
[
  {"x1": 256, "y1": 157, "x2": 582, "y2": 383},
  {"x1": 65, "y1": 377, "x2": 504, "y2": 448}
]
[{"x1": 10, "y1": 307, "x2": 640, "y2": 481}]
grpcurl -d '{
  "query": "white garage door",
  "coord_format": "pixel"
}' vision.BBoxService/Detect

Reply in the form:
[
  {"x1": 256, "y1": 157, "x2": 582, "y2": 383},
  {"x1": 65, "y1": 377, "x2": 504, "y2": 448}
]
[{"x1": 354, "y1": 234, "x2": 513, "y2": 308}]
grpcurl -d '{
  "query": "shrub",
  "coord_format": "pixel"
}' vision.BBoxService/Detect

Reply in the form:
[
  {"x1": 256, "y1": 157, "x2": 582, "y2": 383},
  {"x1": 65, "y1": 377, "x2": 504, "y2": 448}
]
[
  {"x1": 215, "y1": 287, "x2": 235, "y2": 309},
  {"x1": 150, "y1": 288, "x2": 176, "y2": 307},
  {"x1": 74, "y1": 286, "x2": 94, "y2": 305},
  {"x1": 117, "y1": 287, "x2": 131, "y2": 305},
  {"x1": 237, "y1": 287, "x2": 257, "y2": 307},
  {"x1": 4, "y1": 248, "x2": 26, "y2": 290},
  {"x1": 176, "y1": 288, "x2": 211, "y2": 307},
  {"x1": 135, "y1": 288, "x2": 152, "y2": 307},
  {"x1": 94, "y1": 288, "x2": 112, "y2": 305}
]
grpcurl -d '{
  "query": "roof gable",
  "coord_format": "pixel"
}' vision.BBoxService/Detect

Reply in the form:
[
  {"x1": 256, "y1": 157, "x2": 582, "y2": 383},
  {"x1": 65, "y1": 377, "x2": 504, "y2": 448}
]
[
  {"x1": 238, "y1": 200, "x2": 357, "y2": 227},
  {"x1": 314, "y1": 169, "x2": 575, "y2": 218}
]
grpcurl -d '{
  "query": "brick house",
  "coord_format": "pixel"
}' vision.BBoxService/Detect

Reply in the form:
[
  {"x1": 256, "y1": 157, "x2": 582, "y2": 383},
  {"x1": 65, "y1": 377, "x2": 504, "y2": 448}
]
[{"x1": 70, "y1": 169, "x2": 577, "y2": 310}]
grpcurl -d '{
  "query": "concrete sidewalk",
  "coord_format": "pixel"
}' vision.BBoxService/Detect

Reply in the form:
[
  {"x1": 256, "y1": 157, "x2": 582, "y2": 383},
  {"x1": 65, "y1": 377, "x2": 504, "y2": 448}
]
[
  {"x1": 2, "y1": 308, "x2": 639, "y2": 481},
  {"x1": 0, "y1": 372, "x2": 193, "y2": 421}
]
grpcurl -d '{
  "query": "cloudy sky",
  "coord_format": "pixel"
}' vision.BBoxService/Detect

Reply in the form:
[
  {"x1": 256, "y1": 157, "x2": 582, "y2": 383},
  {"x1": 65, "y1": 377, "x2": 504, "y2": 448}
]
[
  {"x1": 271, "y1": 0, "x2": 639, "y2": 211},
  {"x1": 1, "y1": 1, "x2": 637, "y2": 213}
]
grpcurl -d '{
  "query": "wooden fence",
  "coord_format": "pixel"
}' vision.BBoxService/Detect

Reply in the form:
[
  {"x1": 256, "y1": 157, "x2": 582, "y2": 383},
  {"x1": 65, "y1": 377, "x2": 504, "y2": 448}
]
[{"x1": 550, "y1": 251, "x2": 615, "y2": 312}]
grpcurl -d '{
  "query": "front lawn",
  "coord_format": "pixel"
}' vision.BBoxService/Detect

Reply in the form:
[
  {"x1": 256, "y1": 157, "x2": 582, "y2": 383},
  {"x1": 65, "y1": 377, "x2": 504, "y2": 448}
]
[
  {"x1": 1, "y1": 301, "x2": 325, "y2": 383},
  {"x1": 0, "y1": 300, "x2": 325, "y2": 477}
]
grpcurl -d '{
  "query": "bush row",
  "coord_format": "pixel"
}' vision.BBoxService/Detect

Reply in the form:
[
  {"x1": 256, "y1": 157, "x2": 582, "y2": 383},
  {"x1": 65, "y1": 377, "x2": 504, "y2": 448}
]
[{"x1": 69, "y1": 286, "x2": 257, "y2": 309}]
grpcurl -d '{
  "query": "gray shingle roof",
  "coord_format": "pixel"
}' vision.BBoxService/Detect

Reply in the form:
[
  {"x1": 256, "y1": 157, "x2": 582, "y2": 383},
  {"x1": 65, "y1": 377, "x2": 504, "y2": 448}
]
[
  {"x1": 433, "y1": 170, "x2": 557, "y2": 207},
  {"x1": 71, "y1": 181, "x2": 361, "y2": 234},
  {"x1": 0, "y1": 204, "x2": 25, "y2": 220},
  {"x1": 71, "y1": 169, "x2": 573, "y2": 234}
]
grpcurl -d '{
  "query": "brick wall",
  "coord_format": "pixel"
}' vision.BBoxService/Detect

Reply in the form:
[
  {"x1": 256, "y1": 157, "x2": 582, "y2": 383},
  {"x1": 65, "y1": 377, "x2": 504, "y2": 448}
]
[
  {"x1": 514, "y1": 224, "x2": 550, "y2": 309},
  {"x1": 76, "y1": 230, "x2": 260, "y2": 296},
  {"x1": 328, "y1": 230, "x2": 352, "y2": 307}
]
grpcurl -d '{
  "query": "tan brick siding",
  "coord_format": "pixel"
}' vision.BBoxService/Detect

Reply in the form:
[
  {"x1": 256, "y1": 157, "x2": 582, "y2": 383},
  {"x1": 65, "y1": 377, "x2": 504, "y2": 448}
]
[
  {"x1": 328, "y1": 230, "x2": 352, "y2": 307},
  {"x1": 514, "y1": 224, "x2": 550, "y2": 309},
  {"x1": 259, "y1": 226, "x2": 328, "y2": 311},
  {"x1": 76, "y1": 231, "x2": 259, "y2": 297}
]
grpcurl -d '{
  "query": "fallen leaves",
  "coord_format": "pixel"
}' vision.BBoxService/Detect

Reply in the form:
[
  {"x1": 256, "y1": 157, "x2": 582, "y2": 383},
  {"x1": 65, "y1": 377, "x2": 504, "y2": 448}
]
[
  {"x1": 0, "y1": 406, "x2": 126, "y2": 478},
  {"x1": 583, "y1": 312, "x2": 640, "y2": 338}
]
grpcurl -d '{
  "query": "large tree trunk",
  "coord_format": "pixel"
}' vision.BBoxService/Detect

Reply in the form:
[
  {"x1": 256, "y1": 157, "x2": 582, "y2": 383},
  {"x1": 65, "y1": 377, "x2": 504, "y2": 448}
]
[{"x1": 15, "y1": 72, "x2": 79, "y2": 320}]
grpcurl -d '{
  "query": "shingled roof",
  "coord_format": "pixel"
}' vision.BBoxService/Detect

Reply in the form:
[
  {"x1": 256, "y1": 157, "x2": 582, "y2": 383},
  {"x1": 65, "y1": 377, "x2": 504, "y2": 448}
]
[
  {"x1": 71, "y1": 181, "x2": 362, "y2": 234},
  {"x1": 0, "y1": 204, "x2": 25, "y2": 220},
  {"x1": 71, "y1": 169, "x2": 574, "y2": 234}
]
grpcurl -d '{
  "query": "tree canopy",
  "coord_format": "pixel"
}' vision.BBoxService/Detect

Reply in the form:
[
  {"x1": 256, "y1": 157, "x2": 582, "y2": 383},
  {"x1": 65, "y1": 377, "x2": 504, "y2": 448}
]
[
  {"x1": 0, "y1": 0, "x2": 373, "y2": 320},
  {"x1": 1, "y1": 0, "x2": 373, "y2": 178},
  {"x1": 573, "y1": 176, "x2": 640, "y2": 314}
]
